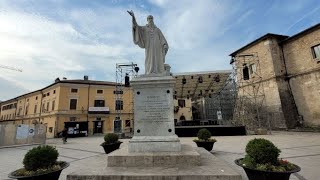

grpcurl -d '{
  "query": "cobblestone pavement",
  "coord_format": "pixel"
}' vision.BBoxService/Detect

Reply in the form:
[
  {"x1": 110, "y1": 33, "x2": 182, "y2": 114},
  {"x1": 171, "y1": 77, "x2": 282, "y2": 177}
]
[{"x1": 0, "y1": 131, "x2": 319, "y2": 180}]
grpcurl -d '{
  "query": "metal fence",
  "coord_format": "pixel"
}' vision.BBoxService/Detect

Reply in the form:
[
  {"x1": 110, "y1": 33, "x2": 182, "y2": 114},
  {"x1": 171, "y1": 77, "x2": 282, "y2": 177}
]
[{"x1": 0, "y1": 124, "x2": 46, "y2": 148}]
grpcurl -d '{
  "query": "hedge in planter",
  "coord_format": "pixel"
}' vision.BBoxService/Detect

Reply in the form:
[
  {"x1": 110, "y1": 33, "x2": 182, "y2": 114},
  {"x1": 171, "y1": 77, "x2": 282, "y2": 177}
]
[
  {"x1": 8, "y1": 145, "x2": 69, "y2": 180},
  {"x1": 235, "y1": 138, "x2": 300, "y2": 180},
  {"x1": 100, "y1": 133, "x2": 122, "y2": 154},
  {"x1": 193, "y1": 128, "x2": 217, "y2": 151}
]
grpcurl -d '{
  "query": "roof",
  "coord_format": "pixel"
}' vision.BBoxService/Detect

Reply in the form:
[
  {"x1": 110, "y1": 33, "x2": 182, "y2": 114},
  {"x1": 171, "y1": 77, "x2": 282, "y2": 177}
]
[
  {"x1": 281, "y1": 23, "x2": 320, "y2": 44},
  {"x1": 173, "y1": 71, "x2": 232, "y2": 99},
  {"x1": 0, "y1": 79, "x2": 118, "y2": 104},
  {"x1": 229, "y1": 33, "x2": 289, "y2": 57}
]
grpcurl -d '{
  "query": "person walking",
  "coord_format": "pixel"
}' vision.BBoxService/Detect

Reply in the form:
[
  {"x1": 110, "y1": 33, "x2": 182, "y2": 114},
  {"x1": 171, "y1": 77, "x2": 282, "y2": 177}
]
[{"x1": 61, "y1": 127, "x2": 68, "y2": 144}]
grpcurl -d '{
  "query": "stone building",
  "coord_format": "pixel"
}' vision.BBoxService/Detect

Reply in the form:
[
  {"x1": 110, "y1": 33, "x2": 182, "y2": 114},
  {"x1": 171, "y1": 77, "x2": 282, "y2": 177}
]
[
  {"x1": 230, "y1": 23, "x2": 320, "y2": 129},
  {"x1": 0, "y1": 76, "x2": 133, "y2": 138}
]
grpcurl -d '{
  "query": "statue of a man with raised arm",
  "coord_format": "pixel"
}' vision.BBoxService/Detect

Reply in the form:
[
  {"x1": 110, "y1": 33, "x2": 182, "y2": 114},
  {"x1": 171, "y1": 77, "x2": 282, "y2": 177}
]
[{"x1": 127, "y1": 10, "x2": 169, "y2": 75}]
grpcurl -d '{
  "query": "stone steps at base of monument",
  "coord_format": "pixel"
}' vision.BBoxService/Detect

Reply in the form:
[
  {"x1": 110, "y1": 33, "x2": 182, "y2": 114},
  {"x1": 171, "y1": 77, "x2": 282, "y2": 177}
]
[
  {"x1": 67, "y1": 146, "x2": 242, "y2": 180},
  {"x1": 108, "y1": 144, "x2": 200, "y2": 167}
]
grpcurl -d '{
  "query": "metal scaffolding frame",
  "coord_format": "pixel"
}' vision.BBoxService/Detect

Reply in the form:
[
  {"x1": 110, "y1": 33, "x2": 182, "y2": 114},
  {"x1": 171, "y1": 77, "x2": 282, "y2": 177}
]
[
  {"x1": 202, "y1": 73, "x2": 237, "y2": 125},
  {"x1": 114, "y1": 62, "x2": 138, "y2": 133},
  {"x1": 231, "y1": 52, "x2": 269, "y2": 132}
]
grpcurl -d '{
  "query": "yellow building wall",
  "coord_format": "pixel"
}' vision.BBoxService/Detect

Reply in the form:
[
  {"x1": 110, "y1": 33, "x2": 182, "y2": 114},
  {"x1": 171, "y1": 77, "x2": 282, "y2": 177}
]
[
  {"x1": 1, "y1": 81, "x2": 134, "y2": 138},
  {"x1": 174, "y1": 98, "x2": 193, "y2": 121}
]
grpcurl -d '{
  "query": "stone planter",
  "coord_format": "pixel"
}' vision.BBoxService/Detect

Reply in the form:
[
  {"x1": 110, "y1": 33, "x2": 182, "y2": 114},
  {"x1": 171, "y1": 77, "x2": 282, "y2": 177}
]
[
  {"x1": 101, "y1": 141, "x2": 122, "y2": 154},
  {"x1": 235, "y1": 158, "x2": 301, "y2": 180},
  {"x1": 8, "y1": 162, "x2": 69, "y2": 180},
  {"x1": 194, "y1": 141, "x2": 215, "y2": 151}
]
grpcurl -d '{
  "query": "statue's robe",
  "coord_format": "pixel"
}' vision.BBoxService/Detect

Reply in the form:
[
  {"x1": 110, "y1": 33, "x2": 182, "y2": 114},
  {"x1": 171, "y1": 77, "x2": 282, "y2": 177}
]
[{"x1": 132, "y1": 23, "x2": 168, "y2": 75}]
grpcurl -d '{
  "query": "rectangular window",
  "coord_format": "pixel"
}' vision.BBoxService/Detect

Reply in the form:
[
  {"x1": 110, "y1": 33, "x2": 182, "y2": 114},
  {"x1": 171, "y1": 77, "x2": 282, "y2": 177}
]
[
  {"x1": 52, "y1": 100, "x2": 55, "y2": 111},
  {"x1": 249, "y1": 63, "x2": 256, "y2": 75},
  {"x1": 46, "y1": 102, "x2": 49, "y2": 111},
  {"x1": 36, "y1": 96, "x2": 38, "y2": 100},
  {"x1": 71, "y1": 88, "x2": 78, "y2": 93},
  {"x1": 25, "y1": 105, "x2": 29, "y2": 115},
  {"x1": 42, "y1": 103, "x2": 45, "y2": 112},
  {"x1": 312, "y1": 44, "x2": 320, "y2": 59},
  {"x1": 47, "y1": 92, "x2": 50, "y2": 96},
  {"x1": 53, "y1": 90, "x2": 56, "y2": 94},
  {"x1": 115, "y1": 100, "x2": 123, "y2": 110},
  {"x1": 97, "y1": 90, "x2": 103, "y2": 94},
  {"x1": 18, "y1": 107, "x2": 22, "y2": 115},
  {"x1": 70, "y1": 99, "x2": 77, "y2": 110},
  {"x1": 178, "y1": 99, "x2": 186, "y2": 107},
  {"x1": 34, "y1": 105, "x2": 37, "y2": 114},
  {"x1": 94, "y1": 100, "x2": 105, "y2": 107},
  {"x1": 125, "y1": 120, "x2": 131, "y2": 127},
  {"x1": 243, "y1": 65, "x2": 249, "y2": 80}
]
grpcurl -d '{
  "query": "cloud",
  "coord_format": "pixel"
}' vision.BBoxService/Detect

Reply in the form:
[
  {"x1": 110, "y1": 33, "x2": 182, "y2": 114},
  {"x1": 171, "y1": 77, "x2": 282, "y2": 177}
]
[
  {"x1": 0, "y1": 0, "x2": 318, "y2": 100},
  {"x1": 0, "y1": 7, "x2": 135, "y2": 94},
  {"x1": 0, "y1": 77, "x2": 29, "y2": 101}
]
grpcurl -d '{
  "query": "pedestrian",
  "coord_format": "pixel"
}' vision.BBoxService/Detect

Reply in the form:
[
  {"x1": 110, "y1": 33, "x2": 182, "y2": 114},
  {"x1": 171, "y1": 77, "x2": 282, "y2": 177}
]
[{"x1": 61, "y1": 127, "x2": 68, "y2": 144}]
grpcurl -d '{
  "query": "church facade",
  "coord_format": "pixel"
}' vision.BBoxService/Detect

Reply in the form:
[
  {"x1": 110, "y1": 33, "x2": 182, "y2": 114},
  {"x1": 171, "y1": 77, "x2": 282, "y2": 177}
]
[{"x1": 230, "y1": 23, "x2": 320, "y2": 129}]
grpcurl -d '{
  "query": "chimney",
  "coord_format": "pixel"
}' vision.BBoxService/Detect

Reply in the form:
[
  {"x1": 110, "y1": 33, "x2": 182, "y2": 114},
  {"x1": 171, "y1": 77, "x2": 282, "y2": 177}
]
[
  {"x1": 84, "y1": 75, "x2": 89, "y2": 81},
  {"x1": 63, "y1": 77, "x2": 67, "y2": 80},
  {"x1": 55, "y1": 77, "x2": 60, "y2": 83}
]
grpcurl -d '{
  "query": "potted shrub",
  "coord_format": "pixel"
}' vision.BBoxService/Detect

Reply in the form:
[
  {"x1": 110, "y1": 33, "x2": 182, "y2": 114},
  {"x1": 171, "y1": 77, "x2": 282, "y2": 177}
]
[
  {"x1": 193, "y1": 128, "x2": 217, "y2": 151},
  {"x1": 235, "y1": 138, "x2": 300, "y2": 180},
  {"x1": 8, "y1": 145, "x2": 69, "y2": 180},
  {"x1": 100, "y1": 133, "x2": 122, "y2": 154}
]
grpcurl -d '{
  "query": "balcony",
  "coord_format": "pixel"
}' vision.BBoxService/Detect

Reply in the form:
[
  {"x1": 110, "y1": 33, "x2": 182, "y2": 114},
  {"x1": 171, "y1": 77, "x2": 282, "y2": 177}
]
[{"x1": 88, "y1": 107, "x2": 110, "y2": 114}]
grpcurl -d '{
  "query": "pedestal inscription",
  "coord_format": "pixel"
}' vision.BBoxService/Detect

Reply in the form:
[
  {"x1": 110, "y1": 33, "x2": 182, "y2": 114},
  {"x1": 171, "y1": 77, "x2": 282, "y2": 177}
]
[
  {"x1": 133, "y1": 81, "x2": 175, "y2": 136},
  {"x1": 136, "y1": 94, "x2": 170, "y2": 122},
  {"x1": 128, "y1": 76, "x2": 181, "y2": 152}
]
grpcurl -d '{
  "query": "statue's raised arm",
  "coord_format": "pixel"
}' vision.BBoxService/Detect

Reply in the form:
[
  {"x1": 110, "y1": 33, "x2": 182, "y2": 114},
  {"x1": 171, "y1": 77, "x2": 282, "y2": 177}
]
[
  {"x1": 127, "y1": 10, "x2": 137, "y2": 26},
  {"x1": 128, "y1": 12, "x2": 169, "y2": 75}
]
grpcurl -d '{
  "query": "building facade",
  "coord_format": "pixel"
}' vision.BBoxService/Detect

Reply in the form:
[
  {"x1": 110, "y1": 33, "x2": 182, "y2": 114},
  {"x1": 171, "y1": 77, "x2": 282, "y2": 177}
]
[
  {"x1": 0, "y1": 77, "x2": 133, "y2": 138},
  {"x1": 230, "y1": 23, "x2": 320, "y2": 129}
]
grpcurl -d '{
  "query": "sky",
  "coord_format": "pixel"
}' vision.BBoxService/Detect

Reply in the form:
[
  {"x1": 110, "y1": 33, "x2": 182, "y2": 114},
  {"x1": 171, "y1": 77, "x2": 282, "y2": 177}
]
[{"x1": 0, "y1": 0, "x2": 319, "y2": 101}]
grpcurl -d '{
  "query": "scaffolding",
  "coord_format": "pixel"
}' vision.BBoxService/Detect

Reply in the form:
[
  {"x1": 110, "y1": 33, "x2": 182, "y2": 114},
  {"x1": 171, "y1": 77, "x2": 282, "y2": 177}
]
[
  {"x1": 231, "y1": 52, "x2": 269, "y2": 132},
  {"x1": 114, "y1": 62, "x2": 138, "y2": 134},
  {"x1": 203, "y1": 73, "x2": 237, "y2": 125}
]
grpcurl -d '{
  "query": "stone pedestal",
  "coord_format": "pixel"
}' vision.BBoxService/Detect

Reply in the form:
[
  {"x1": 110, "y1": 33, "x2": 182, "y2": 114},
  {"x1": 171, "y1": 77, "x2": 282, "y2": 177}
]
[
  {"x1": 128, "y1": 75, "x2": 181, "y2": 152},
  {"x1": 108, "y1": 144, "x2": 200, "y2": 167}
]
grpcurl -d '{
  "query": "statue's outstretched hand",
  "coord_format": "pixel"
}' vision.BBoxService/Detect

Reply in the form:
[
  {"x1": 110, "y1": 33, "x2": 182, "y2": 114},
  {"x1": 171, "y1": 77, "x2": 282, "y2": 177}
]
[{"x1": 127, "y1": 10, "x2": 135, "y2": 17}]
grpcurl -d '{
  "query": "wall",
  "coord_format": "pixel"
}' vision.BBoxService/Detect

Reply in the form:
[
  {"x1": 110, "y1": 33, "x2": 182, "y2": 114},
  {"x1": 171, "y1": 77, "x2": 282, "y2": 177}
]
[
  {"x1": 174, "y1": 98, "x2": 192, "y2": 121},
  {"x1": 233, "y1": 37, "x2": 289, "y2": 129},
  {"x1": 282, "y1": 28, "x2": 320, "y2": 126},
  {"x1": 0, "y1": 124, "x2": 46, "y2": 148}
]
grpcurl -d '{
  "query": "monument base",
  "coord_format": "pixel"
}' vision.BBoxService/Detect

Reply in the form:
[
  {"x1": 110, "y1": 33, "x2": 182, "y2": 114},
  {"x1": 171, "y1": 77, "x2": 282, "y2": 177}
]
[
  {"x1": 67, "y1": 145, "x2": 242, "y2": 180},
  {"x1": 129, "y1": 75, "x2": 181, "y2": 153},
  {"x1": 128, "y1": 135, "x2": 181, "y2": 152},
  {"x1": 109, "y1": 144, "x2": 200, "y2": 167}
]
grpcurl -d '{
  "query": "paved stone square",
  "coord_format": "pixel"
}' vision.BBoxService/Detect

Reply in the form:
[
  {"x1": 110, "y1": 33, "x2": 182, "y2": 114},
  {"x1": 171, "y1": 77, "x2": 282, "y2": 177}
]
[{"x1": 0, "y1": 131, "x2": 319, "y2": 180}]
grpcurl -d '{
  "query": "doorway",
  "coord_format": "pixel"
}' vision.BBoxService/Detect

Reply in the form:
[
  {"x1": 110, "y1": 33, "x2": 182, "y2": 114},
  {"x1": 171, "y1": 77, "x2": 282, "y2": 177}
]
[
  {"x1": 113, "y1": 119, "x2": 122, "y2": 133},
  {"x1": 93, "y1": 121, "x2": 103, "y2": 134}
]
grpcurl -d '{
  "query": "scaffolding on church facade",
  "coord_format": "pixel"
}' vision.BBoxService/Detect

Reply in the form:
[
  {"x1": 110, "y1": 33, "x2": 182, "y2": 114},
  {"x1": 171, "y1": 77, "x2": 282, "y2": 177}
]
[{"x1": 231, "y1": 52, "x2": 270, "y2": 132}]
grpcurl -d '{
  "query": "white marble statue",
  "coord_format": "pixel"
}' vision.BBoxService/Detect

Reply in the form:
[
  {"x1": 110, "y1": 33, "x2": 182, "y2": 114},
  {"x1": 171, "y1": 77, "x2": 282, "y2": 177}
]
[{"x1": 128, "y1": 10, "x2": 169, "y2": 75}]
